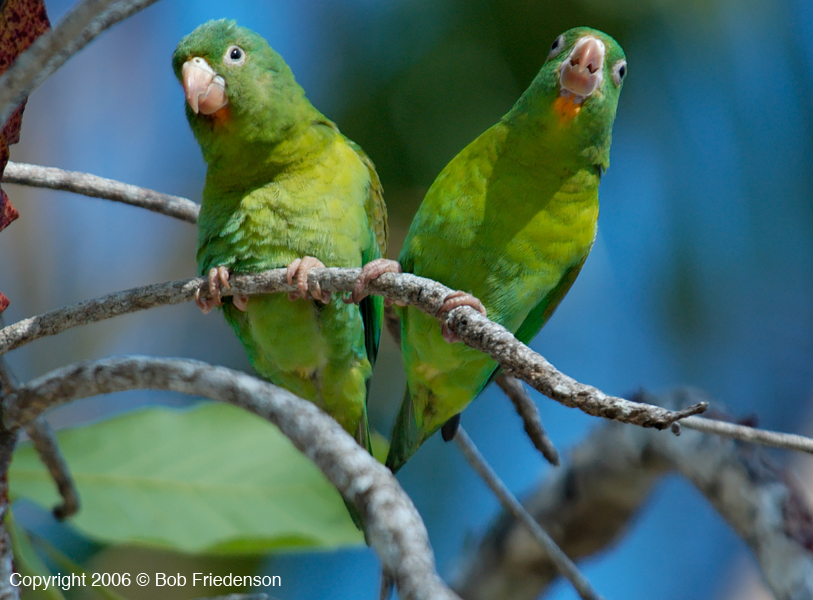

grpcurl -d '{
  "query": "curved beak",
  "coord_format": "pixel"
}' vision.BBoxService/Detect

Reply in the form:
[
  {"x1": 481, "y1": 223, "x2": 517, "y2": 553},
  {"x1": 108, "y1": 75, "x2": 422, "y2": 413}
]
[
  {"x1": 559, "y1": 36, "x2": 605, "y2": 99},
  {"x1": 182, "y1": 57, "x2": 228, "y2": 115}
]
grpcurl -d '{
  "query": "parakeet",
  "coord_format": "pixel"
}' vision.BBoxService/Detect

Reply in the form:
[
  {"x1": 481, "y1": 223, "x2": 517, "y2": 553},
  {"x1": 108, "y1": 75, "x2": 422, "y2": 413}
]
[
  {"x1": 172, "y1": 21, "x2": 387, "y2": 492},
  {"x1": 383, "y1": 27, "x2": 627, "y2": 473}
]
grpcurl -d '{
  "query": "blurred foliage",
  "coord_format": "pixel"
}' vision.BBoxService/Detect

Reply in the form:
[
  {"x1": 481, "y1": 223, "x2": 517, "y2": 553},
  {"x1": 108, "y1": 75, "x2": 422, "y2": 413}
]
[
  {"x1": 10, "y1": 403, "x2": 365, "y2": 554},
  {"x1": 7, "y1": 509, "x2": 67, "y2": 600}
]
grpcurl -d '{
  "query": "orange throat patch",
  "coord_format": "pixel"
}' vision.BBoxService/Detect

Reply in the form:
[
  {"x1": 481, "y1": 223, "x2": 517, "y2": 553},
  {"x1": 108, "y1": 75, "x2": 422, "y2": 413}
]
[
  {"x1": 210, "y1": 105, "x2": 232, "y2": 127},
  {"x1": 553, "y1": 95, "x2": 582, "y2": 124}
]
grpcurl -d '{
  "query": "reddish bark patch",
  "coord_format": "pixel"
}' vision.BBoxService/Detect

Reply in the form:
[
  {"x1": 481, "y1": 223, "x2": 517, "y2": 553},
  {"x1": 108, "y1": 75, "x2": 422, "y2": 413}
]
[
  {"x1": 0, "y1": 134, "x2": 14, "y2": 233},
  {"x1": 2, "y1": 103, "x2": 24, "y2": 146},
  {"x1": 0, "y1": 0, "x2": 51, "y2": 74},
  {"x1": 0, "y1": 189, "x2": 18, "y2": 231},
  {"x1": 0, "y1": 0, "x2": 51, "y2": 306},
  {"x1": 0, "y1": 0, "x2": 51, "y2": 145},
  {"x1": 0, "y1": 0, "x2": 51, "y2": 181}
]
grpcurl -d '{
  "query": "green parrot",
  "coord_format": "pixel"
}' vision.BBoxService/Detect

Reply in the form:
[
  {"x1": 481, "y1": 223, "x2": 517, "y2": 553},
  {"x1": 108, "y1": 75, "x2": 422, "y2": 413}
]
[
  {"x1": 172, "y1": 21, "x2": 387, "y2": 495},
  {"x1": 378, "y1": 27, "x2": 627, "y2": 473}
]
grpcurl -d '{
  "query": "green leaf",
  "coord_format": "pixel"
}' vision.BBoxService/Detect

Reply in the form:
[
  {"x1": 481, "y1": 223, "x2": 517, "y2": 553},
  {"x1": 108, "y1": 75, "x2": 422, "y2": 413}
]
[
  {"x1": 6, "y1": 508, "x2": 66, "y2": 600},
  {"x1": 27, "y1": 530, "x2": 131, "y2": 600},
  {"x1": 9, "y1": 403, "x2": 364, "y2": 554}
]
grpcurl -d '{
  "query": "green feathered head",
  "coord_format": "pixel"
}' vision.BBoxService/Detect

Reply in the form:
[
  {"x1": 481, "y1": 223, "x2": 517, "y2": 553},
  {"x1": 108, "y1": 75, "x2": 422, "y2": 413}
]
[
  {"x1": 509, "y1": 26, "x2": 627, "y2": 170},
  {"x1": 172, "y1": 20, "x2": 318, "y2": 164}
]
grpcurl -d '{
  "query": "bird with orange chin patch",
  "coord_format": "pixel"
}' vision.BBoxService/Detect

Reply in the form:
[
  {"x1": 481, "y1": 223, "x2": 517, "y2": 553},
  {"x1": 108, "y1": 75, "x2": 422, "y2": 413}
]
[{"x1": 360, "y1": 27, "x2": 627, "y2": 473}]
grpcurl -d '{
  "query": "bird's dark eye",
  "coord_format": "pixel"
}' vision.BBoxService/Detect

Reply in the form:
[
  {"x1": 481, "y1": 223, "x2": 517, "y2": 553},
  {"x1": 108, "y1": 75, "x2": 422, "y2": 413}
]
[
  {"x1": 223, "y1": 45, "x2": 246, "y2": 66},
  {"x1": 548, "y1": 35, "x2": 566, "y2": 59},
  {"x1": 612, "y1": 59, "x2": 627, "y2": 85}
]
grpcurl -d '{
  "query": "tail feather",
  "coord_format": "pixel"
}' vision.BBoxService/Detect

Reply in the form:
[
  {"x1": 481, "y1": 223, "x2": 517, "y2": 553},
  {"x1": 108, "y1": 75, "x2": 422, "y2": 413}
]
[
  {"x1": 343, "y1": 497, "x2": 366, "y2": 532},
  {"x1": 385, "y1": 388, "x2": 428, "y2": 474},
  {"x1": 355, "y1": 402, "x2": 373, "y2": 454},
  {"x1": 440, "y1": 413, "x2": 461, "y2": 441},
  {"x1": 343, "y1": 403, "x2": 372, "y2": 531}
]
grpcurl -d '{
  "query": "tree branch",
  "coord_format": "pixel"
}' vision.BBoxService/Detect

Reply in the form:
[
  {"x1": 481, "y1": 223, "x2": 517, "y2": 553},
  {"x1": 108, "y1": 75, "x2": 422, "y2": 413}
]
[
  {"x1": 16, "y1": 158, "x2": 813, "y2": 441},
  {"x1": 0, "y1": 431, "x2": 16, "y2": 600},
  {"x1": 452, "y1": 388, "x2": 813, "y2": 600},
  {"x1": 1, "y1": 356, "x2": 461, "y2": 600},
  {"x1": 0, "y1": 322, "x2": 79, "y2": 521},
  {"x1": 0, "y1": 347, "x2": 19, "y2": 600},
  {"x1": 3, "y1": 162, "x2": 198, "y2": 223},
  {"x1": 0, "y1": 0, "x2": 164, "y2": 126},
  {"x1": 0, "y1": 269, "x2": 706, "y2": 430},
  {"x1": 0, "y1": 278, "x2": 201, "y2": 356},
  {"x1": 23, "y1": 418, "x2": 80, "y2": 519},
  {"x1": 16, "y1": 166, "x2": 810, "y2": 446},
  {"x1": 0, "y1": 522, "x2": 16, "y2": 600},
  {"x1": 679, "y1": 415, "x2": 813, "y2": 454},
  {"x1": 2, "y1": 166, "x2": 708, "y2": 432},
  {"x1": 495, "y1": 375, "x2": 559, "y2": 466},
  {"x1": 454, "y1": 426, "x2": 601, "y2": 600}
]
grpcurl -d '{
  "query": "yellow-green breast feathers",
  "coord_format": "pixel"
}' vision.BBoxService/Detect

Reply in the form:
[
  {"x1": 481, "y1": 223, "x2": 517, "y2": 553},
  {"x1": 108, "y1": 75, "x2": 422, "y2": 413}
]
[
  {"x1": 173, "y1": 20, "x2": 387, "y2": 460},
  {"x1": 387, "y1": 27, "x2": 626, "y2": 472}
]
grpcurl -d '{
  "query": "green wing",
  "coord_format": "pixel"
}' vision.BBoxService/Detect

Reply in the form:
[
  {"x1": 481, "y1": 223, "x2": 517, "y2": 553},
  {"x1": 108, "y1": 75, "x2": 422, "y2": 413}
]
[
  {"x1": 477, "y1": 255, "x2": 590, "y2": 393},
  {"x1": 513, "y1": 256, "x2": 588, "y2": 346},
  {"x1": 347, "y1": 136, "x2": 388, "y2": 369},
  {"x1": 346, "y1": 138, "x2": 388, "y2": 259},
  {"x1": 389, "y1": 257, "x2": 588, "y2": 466}
]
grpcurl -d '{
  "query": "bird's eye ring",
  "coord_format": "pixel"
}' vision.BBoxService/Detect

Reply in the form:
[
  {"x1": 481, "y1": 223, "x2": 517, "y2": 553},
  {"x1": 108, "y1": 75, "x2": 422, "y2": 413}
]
[
  {"x1": 612, "y1": 60, "x2": 627, "y2": 85},
  {"x1": 548, "y1": 35, "x2": 565, "y2": 59},
  {"x1": 224, "y1": 45, "x2": 246, "y2": 66}
]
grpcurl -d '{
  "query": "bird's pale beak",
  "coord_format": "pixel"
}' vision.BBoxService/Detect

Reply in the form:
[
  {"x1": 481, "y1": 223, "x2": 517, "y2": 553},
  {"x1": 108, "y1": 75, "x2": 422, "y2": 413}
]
[
  {"x1": 559, "y1": 36, "x2": 605, "y2": 99},
  {"x1": 182, "y1": 57, "x2": 228, "y2": 115}
]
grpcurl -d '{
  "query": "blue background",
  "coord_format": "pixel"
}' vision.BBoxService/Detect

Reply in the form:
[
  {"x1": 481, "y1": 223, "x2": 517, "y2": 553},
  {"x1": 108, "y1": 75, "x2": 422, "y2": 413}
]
[{"x1": 2, "y1": 0, "x2": 813, "y2": 598}]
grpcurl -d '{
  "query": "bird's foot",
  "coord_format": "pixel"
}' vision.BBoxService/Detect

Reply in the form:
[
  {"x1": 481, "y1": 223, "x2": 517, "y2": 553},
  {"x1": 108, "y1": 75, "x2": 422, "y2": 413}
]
[
  {"x1": 195, "y1": 266, "x2": 231, "y2": 315},
  {"x1": 232, "y1": 294, "x2": 249, "y2": 311},
  {"x1": 286, "y1": 256, "x2": 331, "y2": 304},
  {"x1": 436, "y1": 291, "x2": 487, "y2": 343},
  {"x1": 344, "y1": 258, "x2": 402, "y2": 305}
]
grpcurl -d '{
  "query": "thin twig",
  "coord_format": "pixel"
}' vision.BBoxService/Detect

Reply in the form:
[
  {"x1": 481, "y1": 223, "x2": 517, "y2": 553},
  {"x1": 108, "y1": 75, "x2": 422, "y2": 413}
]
[
  {"x1": 680, "y1": 415, "x2": 813, "y2": 454},
  {"x1": 0, "y1": 361, "x2": 17, "y2": 400},
  {"x1": 0, "y1": 320, "x2": 80, "y2": 520},
  {"x1": 1, "y1": 356, "x2": 460, "y2": 600},
  {"x1": 0, "y1": 0, "x2": 164, "y2": 126},
  {"x1": 23, "y1": 419, "x2": 80, "y2": 519},
  {"x1": 454, "y1": 426, "x2": 603, "y2": 600},
  {"x1": 3, "y1": 162, "x2": 199, "y2": 223},
  {"x1": 0, "y1": 270, "x2": 706, "y2": 429},
  {"x1": 495, "y1": 374, "x2": 559, "y2": 466},
  {"x1": 0, "y1": 278, "x2": 201, "y2": 356}
]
